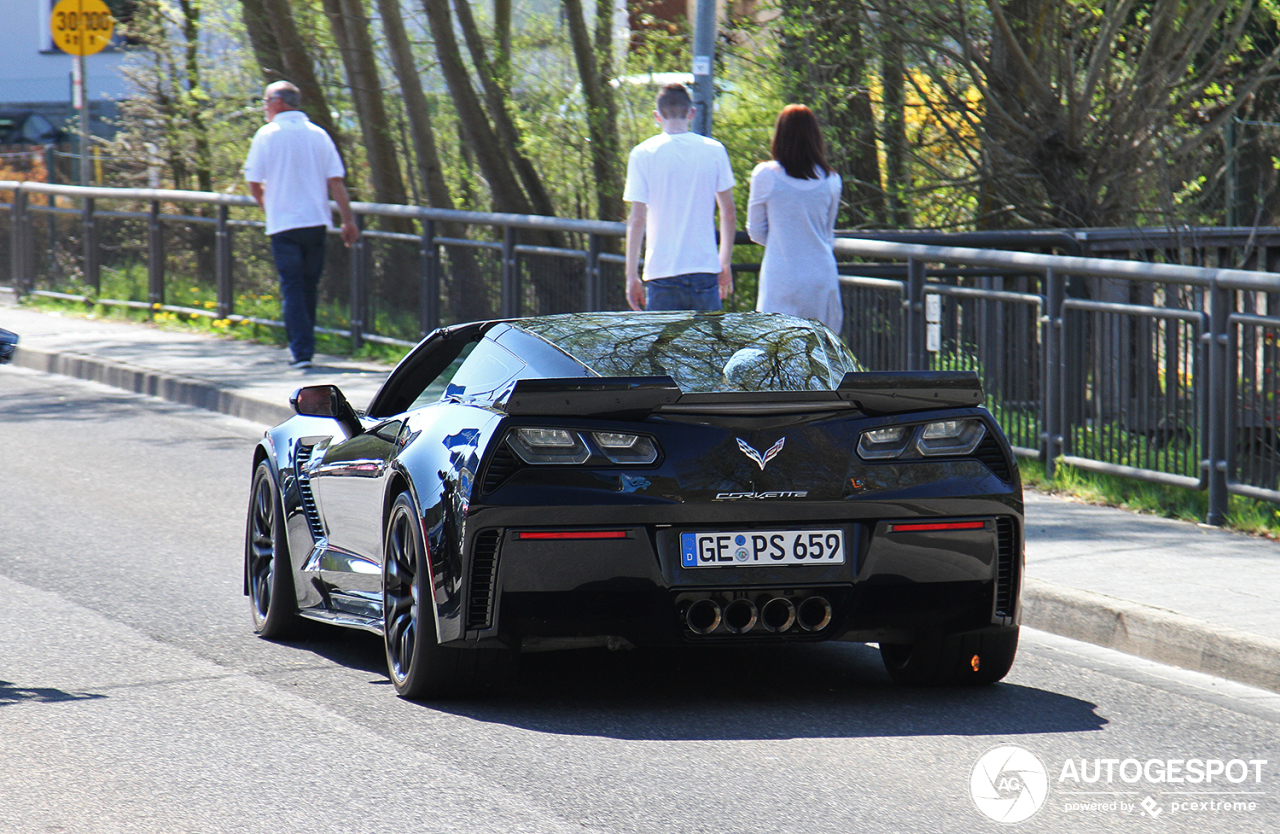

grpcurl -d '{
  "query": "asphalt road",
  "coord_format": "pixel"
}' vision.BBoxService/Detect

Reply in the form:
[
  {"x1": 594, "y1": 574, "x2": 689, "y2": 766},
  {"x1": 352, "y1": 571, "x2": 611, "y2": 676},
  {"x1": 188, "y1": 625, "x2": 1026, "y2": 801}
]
[{"x1": 2, "y1": 367, "x2": 1279, "y2": 834}]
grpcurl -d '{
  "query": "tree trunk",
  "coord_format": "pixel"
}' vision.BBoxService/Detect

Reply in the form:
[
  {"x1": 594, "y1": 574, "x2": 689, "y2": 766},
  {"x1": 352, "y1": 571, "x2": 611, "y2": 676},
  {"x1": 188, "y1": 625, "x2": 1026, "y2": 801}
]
[
  {"x1": 451, "y1": 0, "x2": 558, "y2": 219},
  {"x1": 238, "y1": 0, "x2": 286, "y2": 84},
  {"x1": 257, "y1": 0, "x2": 347, "y2": 158},
  {"x1": 322, "y1": 0, "x2": 409, "y2": 209},
  {"x1": 493, "y1": 0, "x2": 512, "y2": 91},
  {"x1": 376, "y1": 0, "x2": 453, "y2": 212},
  {"x1": 377, "y1": 0, "x2": 488, "y2": 322},
  {"x1": 420, "y1": 0, "x2": 532, "y2": 216},
  {"x1": 564, "y1": 0, "x2": 624, "y2": 222},
  {"x1": 880, "y1": 3, "x2": 909, "y2": 228}
]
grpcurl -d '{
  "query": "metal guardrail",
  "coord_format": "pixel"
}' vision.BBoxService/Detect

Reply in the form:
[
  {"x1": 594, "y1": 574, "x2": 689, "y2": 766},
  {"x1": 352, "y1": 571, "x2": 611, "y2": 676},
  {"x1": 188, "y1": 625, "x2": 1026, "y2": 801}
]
[
  {"x1": 3, "y1": 181, "x2": 1278, "y2": 522},
  {"x1": 1, "y1": 180, "x2": 628, "y2": 349},
  {"x1": 831, "y1": 238, "x2": 1280, "y2": 523}
]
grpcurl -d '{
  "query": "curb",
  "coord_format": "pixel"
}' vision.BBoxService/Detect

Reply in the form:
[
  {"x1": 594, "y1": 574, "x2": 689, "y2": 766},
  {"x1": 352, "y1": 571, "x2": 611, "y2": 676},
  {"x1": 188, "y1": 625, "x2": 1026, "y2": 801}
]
[
  {"x1": 11, "y1": 345, "x2": 293, "y2": 427},
  {"x1": 1022, "y1": 578, "x2": 1280, "y2": 693}
]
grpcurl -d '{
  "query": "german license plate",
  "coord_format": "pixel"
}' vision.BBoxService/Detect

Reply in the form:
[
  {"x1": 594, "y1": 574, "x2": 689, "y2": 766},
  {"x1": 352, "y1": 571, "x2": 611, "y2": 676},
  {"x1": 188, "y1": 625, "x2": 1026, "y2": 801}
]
[{"x1": 680, "y1": 530, "x2": 845, "y2": 568}]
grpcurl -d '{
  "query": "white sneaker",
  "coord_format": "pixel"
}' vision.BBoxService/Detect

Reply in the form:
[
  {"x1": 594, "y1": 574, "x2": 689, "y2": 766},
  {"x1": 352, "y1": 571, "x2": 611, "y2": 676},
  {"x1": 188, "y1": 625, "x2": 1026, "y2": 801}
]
[{"x1": 289, "y1": 359, "x2": 313, "y2": 369}]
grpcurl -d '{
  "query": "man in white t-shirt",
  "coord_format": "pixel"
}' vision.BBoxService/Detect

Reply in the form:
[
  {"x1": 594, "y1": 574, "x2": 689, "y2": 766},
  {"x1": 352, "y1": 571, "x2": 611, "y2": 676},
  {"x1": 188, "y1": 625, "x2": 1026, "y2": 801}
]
[
  {"x1": 624, "y1": 83, "x2": 737, "y2": 311},
  {"x1": 244, "y1": 81, "x2": 358, "y2": 368}
]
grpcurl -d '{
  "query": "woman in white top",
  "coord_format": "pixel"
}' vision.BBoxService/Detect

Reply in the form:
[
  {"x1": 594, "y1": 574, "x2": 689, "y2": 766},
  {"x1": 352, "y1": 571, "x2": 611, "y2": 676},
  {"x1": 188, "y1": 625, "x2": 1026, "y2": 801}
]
[{"x1": 746, "y1": 105, "x2": 843, "y2": 333}]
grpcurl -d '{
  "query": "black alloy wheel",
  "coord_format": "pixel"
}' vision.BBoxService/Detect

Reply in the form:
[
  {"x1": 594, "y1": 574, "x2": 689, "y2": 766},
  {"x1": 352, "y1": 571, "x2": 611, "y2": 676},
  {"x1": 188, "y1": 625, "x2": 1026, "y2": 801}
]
[
  {"x1": 246, "y1": 460, "x2": 300, "y2": 638},
  {"x1": 880, "y1": 627, "x2": 1019, "y2": 686},
  {"x1": 383, "y1": 492, "x2": 512, "y2": 699}
]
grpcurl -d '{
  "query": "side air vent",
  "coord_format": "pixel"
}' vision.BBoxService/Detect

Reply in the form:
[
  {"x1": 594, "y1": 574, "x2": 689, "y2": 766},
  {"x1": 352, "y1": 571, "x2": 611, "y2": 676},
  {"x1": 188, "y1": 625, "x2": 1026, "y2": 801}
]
[
  {"x1": 994, "y1": 516, "x2": 1017, "y2": 621},
  {"x1": 467, "y1": 529, "x2": 502, "y2": 630},
  {"x1": 481, "y1": 445, "x2": 521, "y2": 493},
  {"x1": 973, "y1": 434, "x2": 1013, "y2": 482},
  {"x1": 295, "y1": 444, "x2": 325, "y2": 540}
]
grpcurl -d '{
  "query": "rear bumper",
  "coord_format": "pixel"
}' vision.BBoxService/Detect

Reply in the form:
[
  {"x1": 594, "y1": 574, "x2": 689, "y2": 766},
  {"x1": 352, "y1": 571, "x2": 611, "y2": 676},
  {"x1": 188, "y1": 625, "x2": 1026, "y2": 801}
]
[{"x1": 453, "y1": 501, "x2": 1022, "y2": 650}]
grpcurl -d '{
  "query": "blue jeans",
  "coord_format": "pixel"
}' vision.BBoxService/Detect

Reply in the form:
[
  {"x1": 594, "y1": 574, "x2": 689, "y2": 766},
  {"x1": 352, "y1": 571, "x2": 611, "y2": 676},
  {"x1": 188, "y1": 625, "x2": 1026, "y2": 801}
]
[
  {"x1": 270, "y1": 225, "x2": 328, "y2": 362},
  {"x1": 645, "y1": 272, "x2": 721, "y2": 312}
]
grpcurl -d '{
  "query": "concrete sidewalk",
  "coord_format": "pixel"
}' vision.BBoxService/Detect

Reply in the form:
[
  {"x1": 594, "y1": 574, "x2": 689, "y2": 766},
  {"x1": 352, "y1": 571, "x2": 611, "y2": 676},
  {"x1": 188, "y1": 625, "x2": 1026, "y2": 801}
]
[{"x1": 3, "y1": 300, "x2": 1279, "y2": 693}]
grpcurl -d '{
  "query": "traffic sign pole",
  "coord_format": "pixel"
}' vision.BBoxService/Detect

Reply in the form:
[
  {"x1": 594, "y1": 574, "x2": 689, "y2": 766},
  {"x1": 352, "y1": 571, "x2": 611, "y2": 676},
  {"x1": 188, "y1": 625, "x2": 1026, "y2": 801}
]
[
  {"x1": 49, "y1": 0, "x2": 115, "y2": 186},
  {"x1": 78, "y1": 52, "x2": 88, "y2": 185}
]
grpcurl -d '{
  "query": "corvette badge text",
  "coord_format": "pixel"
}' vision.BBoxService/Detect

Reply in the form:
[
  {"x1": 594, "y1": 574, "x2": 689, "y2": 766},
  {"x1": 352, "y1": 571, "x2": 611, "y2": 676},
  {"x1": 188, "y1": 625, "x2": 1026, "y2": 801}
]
[{"x1": 969, "y1": 745, "x2": 1270, "y2": 823}]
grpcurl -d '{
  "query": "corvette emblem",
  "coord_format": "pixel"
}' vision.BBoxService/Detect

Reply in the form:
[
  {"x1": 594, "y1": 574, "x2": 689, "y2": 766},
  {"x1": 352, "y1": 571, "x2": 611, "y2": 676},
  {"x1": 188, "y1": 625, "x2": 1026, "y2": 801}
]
[{"x1": 737, "y1": 437, "x2": 785, "y2": 470}]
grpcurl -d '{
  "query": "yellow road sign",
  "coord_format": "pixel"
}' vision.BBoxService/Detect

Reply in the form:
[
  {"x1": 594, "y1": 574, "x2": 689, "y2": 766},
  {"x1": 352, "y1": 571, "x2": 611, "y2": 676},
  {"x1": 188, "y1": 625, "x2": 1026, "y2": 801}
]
[{"x1": 50, "y1": 0, "x2": 115, "y2": 57}]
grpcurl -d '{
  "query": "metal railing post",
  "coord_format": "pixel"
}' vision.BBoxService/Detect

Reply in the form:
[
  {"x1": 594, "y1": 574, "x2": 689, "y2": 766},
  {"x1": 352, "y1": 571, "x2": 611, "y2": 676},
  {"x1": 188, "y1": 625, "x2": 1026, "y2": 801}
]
[
  {"x1": 82, "y1": 195, "x2": 99, "y2": 293},
  {"x1": 10, "y1": 185, "x2": 27, "y2": 295},
  {"x1": 905, "y1": 256, "x2": 927, "y2": 370},
  {"x1": 147, "y1": 199, "x2": 164, "y2": 308},
  {"x1": 420, "y1": 218, "x2": 439, "y2": 337},
  {"x1": 586, "y1": 232, "x2": 602, "y2": 311},
  {"x1": 1042, "y1": 267, "x2": 1064, "y2": 477},
  {"x1": 1206, "y1": 276, "x2": 1230, "y2": 525},
  {"x1": 215, "y1": 204, "x2": 232, "y2": 319},
  {"x1": 349, "y1": 216, "x2": 366, "y2": 351},
  {"x1": 501, "y1": 224, "x2": 518, "y2": 318}
]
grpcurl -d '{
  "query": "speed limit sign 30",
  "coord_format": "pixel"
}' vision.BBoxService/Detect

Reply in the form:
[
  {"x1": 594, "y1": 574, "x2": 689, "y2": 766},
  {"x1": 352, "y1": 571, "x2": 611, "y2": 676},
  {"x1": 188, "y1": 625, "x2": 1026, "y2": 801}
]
[{"x1": 51, "y1": 0, "x2": 115, "y2": 57}]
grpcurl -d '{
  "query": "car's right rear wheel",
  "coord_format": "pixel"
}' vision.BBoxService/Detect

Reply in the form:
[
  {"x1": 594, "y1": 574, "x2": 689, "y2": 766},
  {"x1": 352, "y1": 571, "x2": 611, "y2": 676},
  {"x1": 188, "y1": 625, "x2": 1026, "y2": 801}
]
[
  {"x1": 383, "y1": 493, "x2": 511, "y2": 699},
  {"x1": 880, "y1": 627, "x2": 1019, "y2": 686}
]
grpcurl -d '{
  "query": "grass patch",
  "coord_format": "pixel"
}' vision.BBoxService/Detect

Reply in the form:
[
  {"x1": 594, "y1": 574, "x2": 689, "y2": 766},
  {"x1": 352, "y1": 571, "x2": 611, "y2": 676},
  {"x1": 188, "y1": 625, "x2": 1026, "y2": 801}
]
[
  {"x1": 1020, "y1": 457, "x2": 1280, "y2": 539},
  {"x1": 19, "y1": 284, "x2": 408, "y2": 366}
]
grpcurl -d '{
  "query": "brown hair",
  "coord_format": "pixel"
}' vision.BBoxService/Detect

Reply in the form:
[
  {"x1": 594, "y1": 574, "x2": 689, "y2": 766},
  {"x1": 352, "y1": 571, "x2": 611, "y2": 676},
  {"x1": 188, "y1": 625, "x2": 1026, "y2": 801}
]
[
  {"x1": 656, "y1": 83, "x2": 692, "y2": 119},
  {"x1": 771, "y1": 104, "x2": 832, "y2": 180}
]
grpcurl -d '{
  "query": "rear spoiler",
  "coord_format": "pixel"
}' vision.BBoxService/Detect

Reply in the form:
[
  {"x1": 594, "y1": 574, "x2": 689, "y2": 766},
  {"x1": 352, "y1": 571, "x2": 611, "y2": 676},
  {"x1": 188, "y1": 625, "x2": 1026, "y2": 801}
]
[
  {"x1": 500, "y1": 377, "x2": 682, "y2": 419},
  {"x1": 498, "y1": 371, "x2": 984, "y2": 419},
  {"x1": 836, "y1": 371, "x2": 984, "y2": 414}
]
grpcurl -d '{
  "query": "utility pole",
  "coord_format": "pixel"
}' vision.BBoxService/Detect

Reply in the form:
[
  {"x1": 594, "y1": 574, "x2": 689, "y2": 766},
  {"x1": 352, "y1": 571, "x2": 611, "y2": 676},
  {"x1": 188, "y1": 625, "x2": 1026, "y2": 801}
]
[{"x1": 692, "y1": 0, "x2": 715, "y2": 136}]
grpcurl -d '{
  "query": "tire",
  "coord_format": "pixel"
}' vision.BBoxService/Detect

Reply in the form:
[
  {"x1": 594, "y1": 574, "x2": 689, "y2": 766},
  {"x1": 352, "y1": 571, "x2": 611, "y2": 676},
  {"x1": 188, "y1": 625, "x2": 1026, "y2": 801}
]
[
  {"x1": 383, "y1": 493, "x2": 511, "y2": 700},
  {"x1": 246, "y1": 460, "x2": 301, "y2": 639},
  {"x1": 880, "y1": 627, "x2": 1019, "y2": 686}
]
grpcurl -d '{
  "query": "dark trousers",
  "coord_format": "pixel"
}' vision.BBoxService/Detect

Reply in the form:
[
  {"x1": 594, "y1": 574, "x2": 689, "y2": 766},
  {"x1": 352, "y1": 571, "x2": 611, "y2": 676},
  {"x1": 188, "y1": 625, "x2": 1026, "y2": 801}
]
[
  {"x1": 644, "y1": 272, "x2": 721, "y2": 311},
  {"x1": 270, "y1": 225, "x2": 327, "y2": 362}
]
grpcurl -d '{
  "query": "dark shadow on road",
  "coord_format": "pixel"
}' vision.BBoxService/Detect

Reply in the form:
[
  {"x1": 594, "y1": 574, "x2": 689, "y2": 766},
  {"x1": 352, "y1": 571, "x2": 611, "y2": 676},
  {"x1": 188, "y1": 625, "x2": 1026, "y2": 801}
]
[
  {"x1": 0, "y1": 680, "x2": 105, "y2": 707},
  {"x1": 291, "y1": 630, "x2": 1107, "y2": 740}
]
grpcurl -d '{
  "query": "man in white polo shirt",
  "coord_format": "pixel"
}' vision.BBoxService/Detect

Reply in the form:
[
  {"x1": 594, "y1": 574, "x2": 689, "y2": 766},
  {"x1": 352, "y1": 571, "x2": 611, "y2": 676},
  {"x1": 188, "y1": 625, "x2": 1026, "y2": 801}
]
[
  {"x1": 244, "y1": 81, "x2": 359, "y2": 368},
  {"x1": 624, "y1": 83, "x2": 736, "y2": 312}
]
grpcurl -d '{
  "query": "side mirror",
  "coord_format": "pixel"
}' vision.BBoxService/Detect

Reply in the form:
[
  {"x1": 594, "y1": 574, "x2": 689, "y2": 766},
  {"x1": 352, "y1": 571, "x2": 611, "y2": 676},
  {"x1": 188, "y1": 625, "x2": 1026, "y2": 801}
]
[
  {"x1": 290, "y1": 385, "x2": 362, "y2": 437},
  {"x1": 0, "y1": 328, "x2": 18, "y2": 364}
]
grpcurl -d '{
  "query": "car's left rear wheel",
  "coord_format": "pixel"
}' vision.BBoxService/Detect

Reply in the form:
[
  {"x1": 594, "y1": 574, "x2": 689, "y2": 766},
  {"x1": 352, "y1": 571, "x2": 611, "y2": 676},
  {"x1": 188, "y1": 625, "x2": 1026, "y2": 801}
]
[
  {"x1": 384, "y1": 493, "x2": 511, "y2": 700},
  {"x1": 246, "y1": 460, "x2": 300, "y2": 639}
]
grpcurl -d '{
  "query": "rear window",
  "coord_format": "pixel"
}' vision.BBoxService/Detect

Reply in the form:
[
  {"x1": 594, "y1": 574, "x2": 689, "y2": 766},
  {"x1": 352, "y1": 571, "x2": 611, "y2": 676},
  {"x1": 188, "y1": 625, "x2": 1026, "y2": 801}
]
[{"x1": 515, "y1": 312, "x2": 861, "y2": 393}]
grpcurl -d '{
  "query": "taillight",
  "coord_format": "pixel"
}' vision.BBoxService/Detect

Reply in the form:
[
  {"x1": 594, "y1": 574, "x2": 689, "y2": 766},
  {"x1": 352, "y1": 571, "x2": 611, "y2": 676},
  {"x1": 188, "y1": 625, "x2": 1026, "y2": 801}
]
[{"x1": 505, "y1": 427, "x2": 659, "y2": 465}]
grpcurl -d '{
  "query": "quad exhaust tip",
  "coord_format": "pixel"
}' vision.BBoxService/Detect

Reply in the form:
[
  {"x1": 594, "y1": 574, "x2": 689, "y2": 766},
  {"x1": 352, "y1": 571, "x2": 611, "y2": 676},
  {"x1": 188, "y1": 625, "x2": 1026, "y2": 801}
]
[
  {"x1": 684, "y1": 594, "x2": 830, "y2": 635},
  {"x1": 796, "y1": 596, "x2": 832, "y2": 632},
  {"x1": 760, "y1": 597, "x2": 796, "y2": 633},
  {"x1": 686, "y1": 598, "x2": 721, "y2": 635},
  {"x1": 723, "y1": 598, "x2": 758, "y2": 634}
]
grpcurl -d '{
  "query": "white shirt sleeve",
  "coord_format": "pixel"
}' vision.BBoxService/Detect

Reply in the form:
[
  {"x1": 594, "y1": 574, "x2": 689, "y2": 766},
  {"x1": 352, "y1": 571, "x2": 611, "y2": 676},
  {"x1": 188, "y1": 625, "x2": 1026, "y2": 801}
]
[
  {"x1": 622, "y1": 146, "x2": 647, "y2": 204},
  {"x1": 746, "y1": 163, "x2": 772, "y2": 246},
  {"x1": 716, "y1": 143, "x2": 736, "y2": 192},
  {"x1": 325, "y1": 136, "x2": 345, "y2": 179},
  {"x1": 826, "y1": 172, "x2": 842, "y2": 246},
  {"x1": 243, "y1": 128, "x2": 267, "y2": 183}
]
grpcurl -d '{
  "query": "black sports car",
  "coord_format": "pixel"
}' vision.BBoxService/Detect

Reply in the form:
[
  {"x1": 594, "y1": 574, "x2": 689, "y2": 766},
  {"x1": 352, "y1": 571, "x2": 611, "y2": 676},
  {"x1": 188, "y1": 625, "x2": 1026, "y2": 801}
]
[
  {"x1": 245, "y1": 311, "x2": 1023, "y2": 698},
  {"x1": 0, "y1": 328, "x2": 17, "y2": 364}
]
